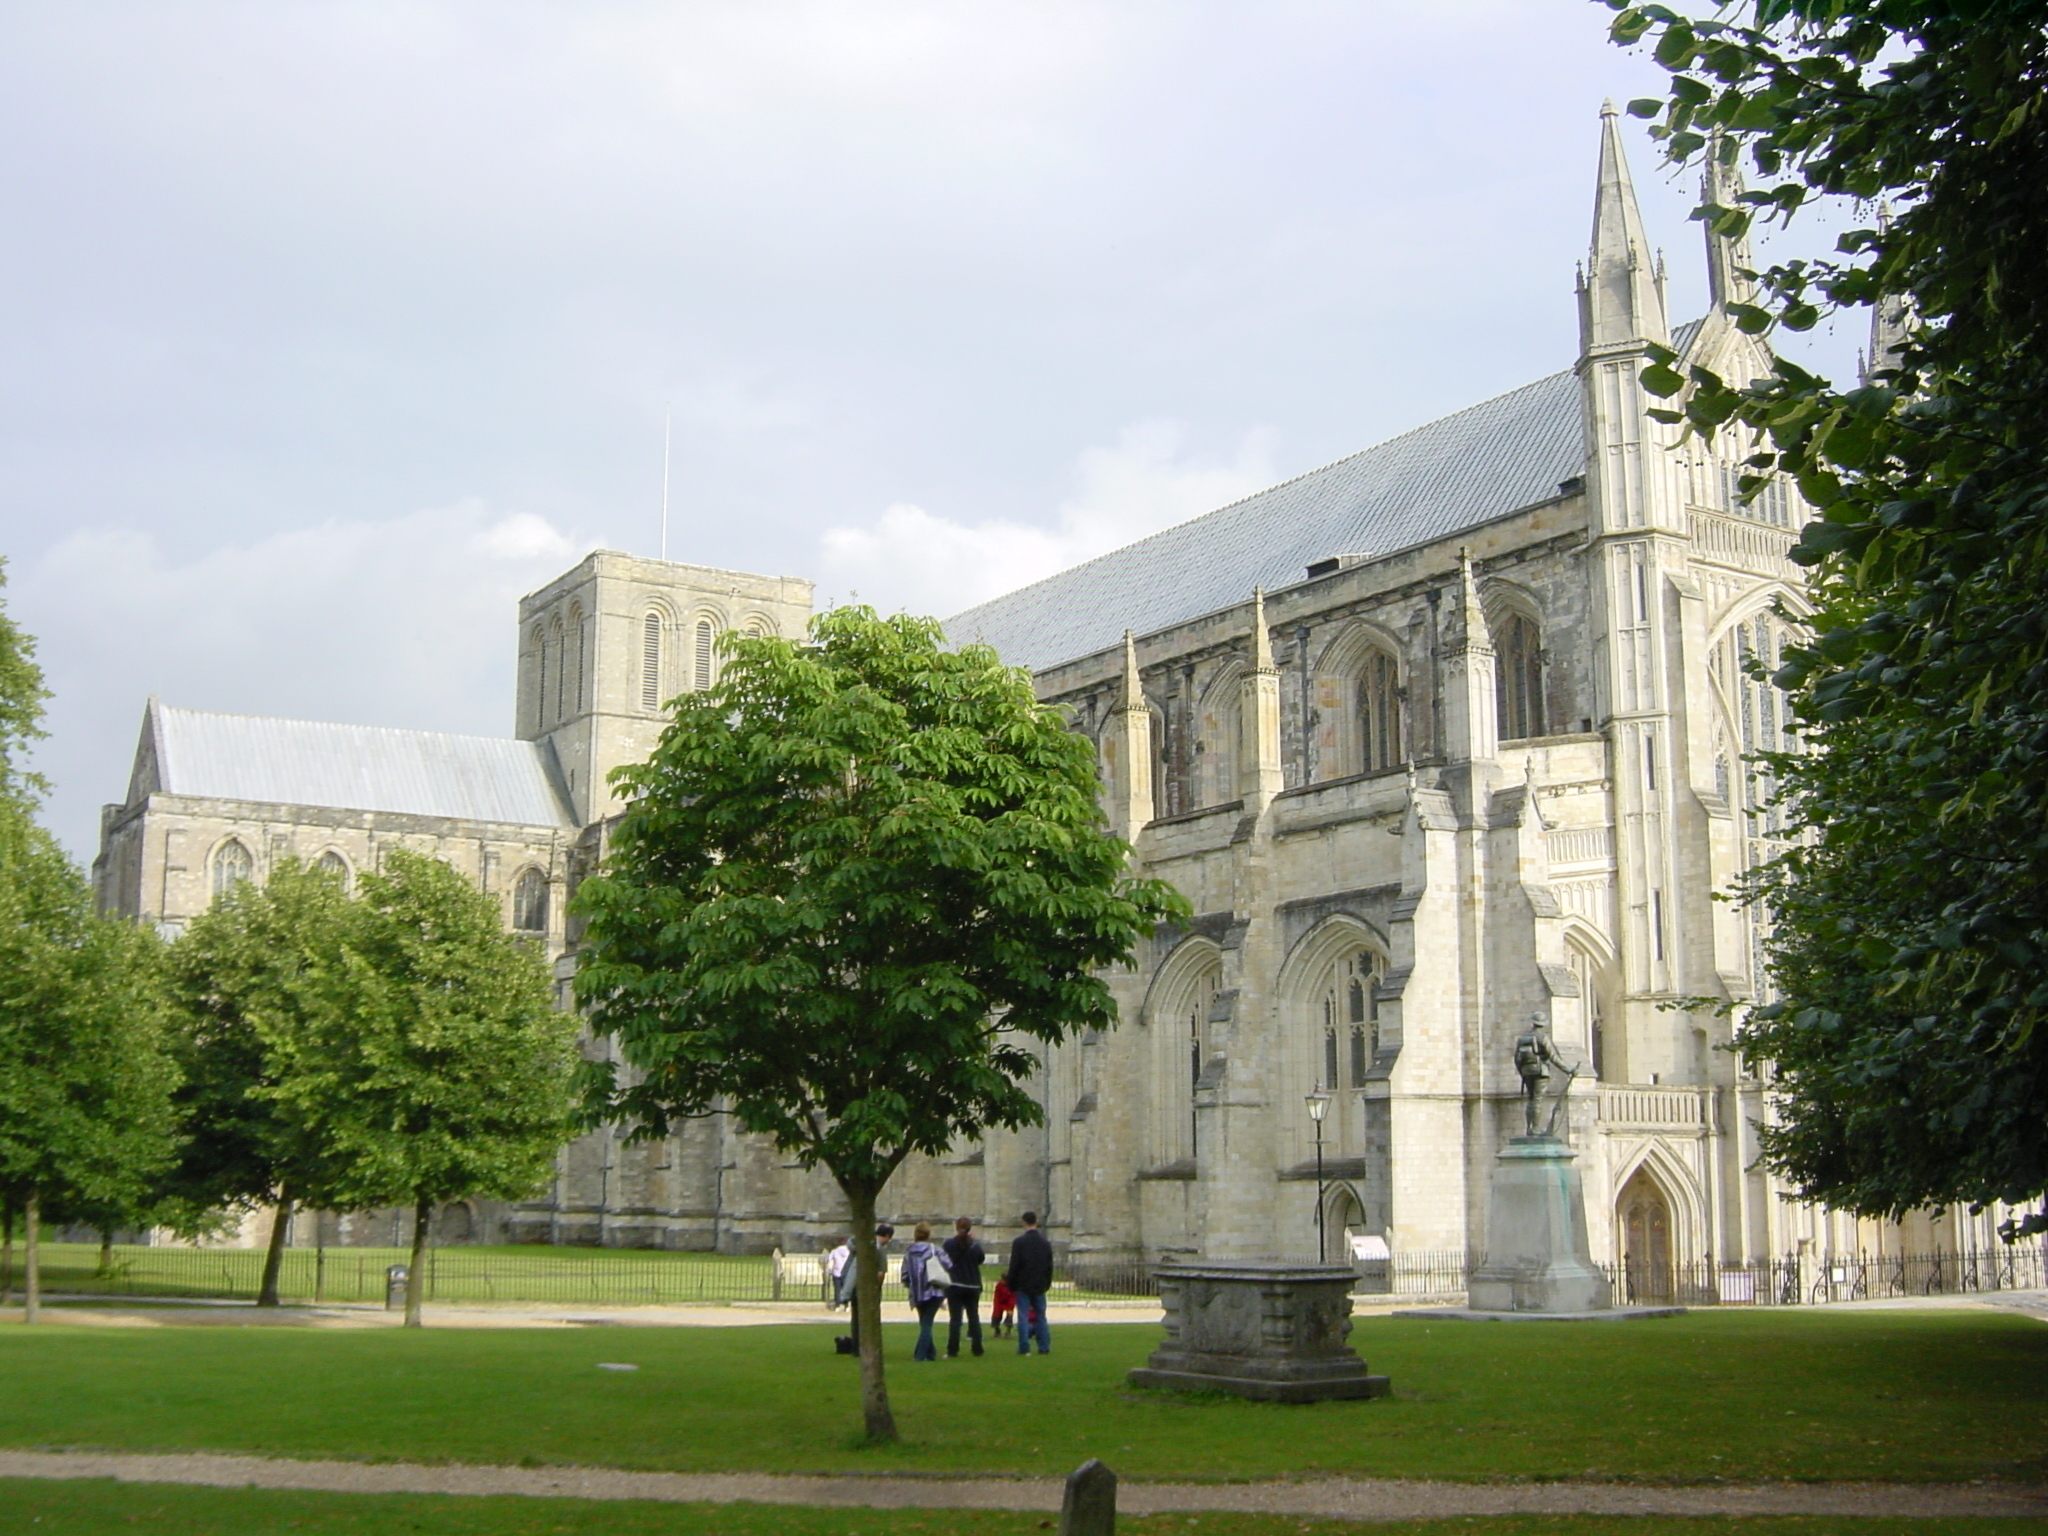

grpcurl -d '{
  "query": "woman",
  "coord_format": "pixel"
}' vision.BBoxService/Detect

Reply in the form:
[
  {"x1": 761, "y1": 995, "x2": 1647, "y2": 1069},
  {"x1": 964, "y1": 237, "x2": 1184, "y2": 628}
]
[{"x1": 899, "y1": 1222, "x2": 949, "y2": 1361}]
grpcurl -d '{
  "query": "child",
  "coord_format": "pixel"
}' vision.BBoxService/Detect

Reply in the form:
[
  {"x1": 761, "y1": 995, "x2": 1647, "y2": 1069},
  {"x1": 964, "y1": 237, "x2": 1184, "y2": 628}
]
[{"x1": 990, "y1": 1276, "x2": 1016, "y2": 1337}]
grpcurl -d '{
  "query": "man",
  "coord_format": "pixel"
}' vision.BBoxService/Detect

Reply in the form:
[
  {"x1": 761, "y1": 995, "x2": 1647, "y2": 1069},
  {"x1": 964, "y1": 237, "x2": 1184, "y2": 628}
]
[
  {"x1": 824, "y1": 1235, "x2": 852, "y2": 1309},
  {"x1": 1003, "y1": 1210, "x2": 1053, "y2": 1356},
  {"x1": 941, "y1": 1216, "x2": 986, "y2": 1358},
  {"x1": 835, "y1": 1222, "x2": 893, "y2": 1356}
]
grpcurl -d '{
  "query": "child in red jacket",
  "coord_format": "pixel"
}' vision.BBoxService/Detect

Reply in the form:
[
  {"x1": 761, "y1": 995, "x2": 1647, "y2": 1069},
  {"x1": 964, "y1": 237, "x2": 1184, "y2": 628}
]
[{"x1": 989, "y1": 1277, "x2": 1016, "y2": 1337}]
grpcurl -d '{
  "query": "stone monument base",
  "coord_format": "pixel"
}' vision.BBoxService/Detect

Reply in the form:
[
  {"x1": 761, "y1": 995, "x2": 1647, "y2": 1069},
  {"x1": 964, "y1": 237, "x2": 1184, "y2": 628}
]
[
  {"x1": 1466, "y1": 1135, "x2": 1614, "y2": 1315},
  {"x1": 1128, "y1": 1261, "x2": 1390, "y2": 1403}
]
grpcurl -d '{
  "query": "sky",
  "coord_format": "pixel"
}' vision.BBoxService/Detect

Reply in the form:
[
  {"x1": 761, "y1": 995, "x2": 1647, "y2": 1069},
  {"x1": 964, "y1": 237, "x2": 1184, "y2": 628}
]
[{"x1": 0, "y1": 2, "x2": 1865, "y2": 860}]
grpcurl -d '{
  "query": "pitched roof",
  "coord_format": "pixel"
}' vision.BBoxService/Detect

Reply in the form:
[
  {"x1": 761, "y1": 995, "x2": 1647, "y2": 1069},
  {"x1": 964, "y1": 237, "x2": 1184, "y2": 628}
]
[
  {"x1": 141, "y1": 704, "x2": 575, "y2": 828},
  {"x1": 944, "y1": 367, "x2": 1587, "y2": 674}
]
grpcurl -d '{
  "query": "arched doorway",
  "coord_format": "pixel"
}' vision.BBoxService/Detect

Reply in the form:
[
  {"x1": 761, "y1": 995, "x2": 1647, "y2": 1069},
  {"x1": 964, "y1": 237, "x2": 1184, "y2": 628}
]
[{"x1": 1617, "y1": 1168, "x2": 1674, "y2": 1303}]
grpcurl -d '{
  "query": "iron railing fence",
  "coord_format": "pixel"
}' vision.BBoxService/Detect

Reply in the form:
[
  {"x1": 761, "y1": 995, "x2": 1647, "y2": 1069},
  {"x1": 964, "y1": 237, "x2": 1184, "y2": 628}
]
[{"x1": 15, "y1": 1240, "x2": 2043, "y2": 1309}]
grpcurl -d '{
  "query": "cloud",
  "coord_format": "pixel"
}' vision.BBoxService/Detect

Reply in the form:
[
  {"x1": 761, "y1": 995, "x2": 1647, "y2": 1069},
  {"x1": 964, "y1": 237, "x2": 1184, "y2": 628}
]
[
  {"x1": 817, "y1": 418, "x2": 1277, "y2": 617},
  {"x1": 17, "y1": 500, "x2": 599, "y2": 859}
]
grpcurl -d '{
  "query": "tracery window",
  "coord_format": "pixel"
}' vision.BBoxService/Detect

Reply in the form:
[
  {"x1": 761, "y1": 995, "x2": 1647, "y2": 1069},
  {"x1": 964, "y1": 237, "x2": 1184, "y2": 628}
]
[
  {"x1": 1714, "y1": 608, "x2": 1803, "y2": 1000},
  {"x1": 1497, "y1": 613, "x2": 1546, "y2": 740},
  {"x1": 1361, "y1": 649, "x2": 1402, "y2": 773},
  {"x1": 512, "y1": 868, "x2": 549, "y2": 935},
  {"x1": 211, "y1": 839, "x2": 253, "y2": 901},
  {"x1": 641, "y1": 613, "x2": 663, "y2": 712},
  {"x1": 315, "y1": 850, "x2": 350, "y2": 887},
  {"x1": 1319, "y1": 948, "x2": 1384, "y2": 1090}
]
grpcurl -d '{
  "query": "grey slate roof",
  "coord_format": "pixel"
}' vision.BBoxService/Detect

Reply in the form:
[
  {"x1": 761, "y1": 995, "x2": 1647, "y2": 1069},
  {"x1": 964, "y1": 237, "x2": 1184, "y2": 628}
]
[
  {"x1": 944, "y1": 367, "x2": 1588, "y2": 674},
  {"x1": 147, "y1": 704, "x2": 575, "y2": 828}
]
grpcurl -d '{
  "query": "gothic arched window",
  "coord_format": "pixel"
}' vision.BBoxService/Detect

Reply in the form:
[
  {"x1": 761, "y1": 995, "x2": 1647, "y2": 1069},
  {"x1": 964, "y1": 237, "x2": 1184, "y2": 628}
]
[
  {"x1": 1497, "y1": 613, "x2": 1546, "y2": 740},
  {"x1": 315, "y1": 850, "x2": 350, "y2": 889},
  {"x1": 211, "y1": 839, "x2": 254, "y2": 901},
  {"x1": 535, "y1": 625, "x2": 553, "y2": 729},
  {"x1": 1155, "y1": 952, "x2": 1221, "y2": 1166},
  {"x1": 512, "y1": 868, "x2": 549, "y2": 935},
  {"x1": 641, "y1": 613, "x2": 663, "y2": 712},
  {"x1": 694, "y1": 619, "x2": 716, "y2": 691},
  {"x1": 1361, "y1": 649, "x2": 1402, "y2": 773},
  {"x1": 1319, "y1": 948, "x2": 1385, "y2": 1093}
]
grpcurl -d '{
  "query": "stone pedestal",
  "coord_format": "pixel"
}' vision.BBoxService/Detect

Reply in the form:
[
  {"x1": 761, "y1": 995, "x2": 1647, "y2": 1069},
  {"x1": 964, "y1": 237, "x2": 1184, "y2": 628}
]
[
  {"x1": 1128, "y1": 1261, "x2": 1390, "y2": 1402},
  {"x1": 1467, "y1": 1136, "x2": 1612, "y2": 1314}
]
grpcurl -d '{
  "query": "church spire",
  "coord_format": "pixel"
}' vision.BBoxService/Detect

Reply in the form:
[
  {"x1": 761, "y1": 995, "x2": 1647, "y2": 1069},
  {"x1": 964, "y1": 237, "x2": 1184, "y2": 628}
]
[
  {"x1": 1112, "y1": 629, "x2": 1154, "y2": 835},
  {"x1": 1702, "y1": 137, "x2": 1756, "y2": 312},
  {"x1": 1579, "y1": 101, "x2": 1669, "y2": 354}
]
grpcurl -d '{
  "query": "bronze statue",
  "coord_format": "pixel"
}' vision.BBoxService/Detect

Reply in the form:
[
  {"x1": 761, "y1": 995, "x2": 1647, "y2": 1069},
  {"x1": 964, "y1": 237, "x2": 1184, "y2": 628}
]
[{"x1": 1512, "y1": 1014, "x2": 1578, "y2": 1138}]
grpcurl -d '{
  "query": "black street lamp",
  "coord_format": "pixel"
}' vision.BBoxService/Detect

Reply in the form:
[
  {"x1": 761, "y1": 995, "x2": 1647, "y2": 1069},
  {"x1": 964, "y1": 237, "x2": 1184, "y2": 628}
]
[{"x1": 1305, "y1": 1083, "x2": 1332, "y2": 1263}]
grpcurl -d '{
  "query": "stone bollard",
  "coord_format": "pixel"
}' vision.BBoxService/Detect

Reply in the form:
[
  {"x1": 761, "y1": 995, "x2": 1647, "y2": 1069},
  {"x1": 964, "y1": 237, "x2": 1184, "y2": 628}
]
[{"x1": 1059, "y1": 1458, "x2": 1116, "y2": 1536}]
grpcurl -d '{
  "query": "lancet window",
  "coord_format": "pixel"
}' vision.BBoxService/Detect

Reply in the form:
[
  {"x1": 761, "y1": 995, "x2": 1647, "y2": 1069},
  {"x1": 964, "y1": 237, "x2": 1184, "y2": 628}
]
[
  {"x1": 1497, "y1": 613, "x2": 1546, "y2": 740},
  {"x1": 1361, "y1": 649, "x2": 1402, "y2": 773},
  {"x1": 695, "y1": 620, "x2": 716, "y2": 691},
  {"x1": 315, "y1": 850, "x2": 350, "y2": 888},
  {"x1": 641, "y1": 613, "x2": 663, "y2": 712},
  {"x1": 1154, "y1": 952, "x2": 1221, "y2": 1166}
]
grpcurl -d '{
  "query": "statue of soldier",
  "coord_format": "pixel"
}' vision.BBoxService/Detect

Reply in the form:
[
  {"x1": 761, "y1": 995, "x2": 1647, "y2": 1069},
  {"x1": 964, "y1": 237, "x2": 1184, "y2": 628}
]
[{"x1": 1511, "y1": 1014, "x2": 1575, "y2": 1138}]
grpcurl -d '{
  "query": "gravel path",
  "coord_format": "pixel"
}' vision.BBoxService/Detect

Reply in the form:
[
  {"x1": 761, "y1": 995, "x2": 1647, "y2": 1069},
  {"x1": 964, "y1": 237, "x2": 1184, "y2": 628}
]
[{"x1": 3, "y1": 1450, "x2": 2045, "y2": 1520}]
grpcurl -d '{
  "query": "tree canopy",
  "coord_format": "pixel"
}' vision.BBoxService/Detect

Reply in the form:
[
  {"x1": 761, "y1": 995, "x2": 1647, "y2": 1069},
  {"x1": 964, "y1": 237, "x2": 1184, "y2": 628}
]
[
  {"x1": 574, "y1": 607, "x2": 1186, "y2": 1441},
  {"x1": 1609, "y1": 0, "x2": 2048, "y2": 1233},
  {"x1": 255, "y1": 848, "x2": 580, "y2": 1326},
  {"x1": 165, "y1": 858, "x2": 364, "y2": 1303},
  {"x1": 0, "y1": 566, "x2": 182, "y2": 1315}
]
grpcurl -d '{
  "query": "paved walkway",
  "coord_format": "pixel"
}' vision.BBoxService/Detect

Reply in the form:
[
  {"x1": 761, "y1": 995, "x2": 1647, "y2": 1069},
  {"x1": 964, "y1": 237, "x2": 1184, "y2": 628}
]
[{"x1": 2, "y1": 1450, "x2": 2046, "y2": 1520}]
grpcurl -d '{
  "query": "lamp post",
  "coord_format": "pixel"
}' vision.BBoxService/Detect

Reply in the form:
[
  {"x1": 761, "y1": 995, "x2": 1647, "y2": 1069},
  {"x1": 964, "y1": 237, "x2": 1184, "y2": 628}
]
[{"x1": 1304, "y1": 1084, "x2": 1332, "y2": 1263}]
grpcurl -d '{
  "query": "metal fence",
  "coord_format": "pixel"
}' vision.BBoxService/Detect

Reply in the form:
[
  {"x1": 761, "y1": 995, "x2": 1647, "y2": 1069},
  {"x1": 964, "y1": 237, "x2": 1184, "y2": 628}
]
[{"x1": 18, "y1": 1239, "x2": 2043, "y2": 1309}]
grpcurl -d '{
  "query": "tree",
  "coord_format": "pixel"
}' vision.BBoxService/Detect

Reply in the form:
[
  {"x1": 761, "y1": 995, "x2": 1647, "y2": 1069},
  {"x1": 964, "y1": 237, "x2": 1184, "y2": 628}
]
[
  {"x1": 1608, "y1": 1, "x2": 2048, "y2": 1232},
  {"x1": 164, "y1": 860, "x2": 362, "y2": 1306},
  {"x1": 263, "y1": 848, "x2": 579, "y2": 1326},
  {"x1": 573, "y1": 608, "x2": 1186, "y2": 1443},
  {"x1": 0, "y1": 822, "x2": 183, "y2": 1321},
  {"x1": 0, "y1": 561, "x2": 182, "y2": 1319}
]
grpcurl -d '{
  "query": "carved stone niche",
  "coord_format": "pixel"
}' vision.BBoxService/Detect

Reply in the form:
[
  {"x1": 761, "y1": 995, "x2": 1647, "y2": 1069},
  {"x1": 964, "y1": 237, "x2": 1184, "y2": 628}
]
[{"x1": 1128, "y1": 1261, "x2": 1390, "y2": 1403}]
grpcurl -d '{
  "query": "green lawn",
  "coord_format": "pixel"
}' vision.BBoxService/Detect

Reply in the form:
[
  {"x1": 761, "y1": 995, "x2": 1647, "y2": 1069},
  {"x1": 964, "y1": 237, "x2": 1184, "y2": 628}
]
[
  {"x1": 18, "y1": 1242, "x2": 793, "y2": 1306},
  {"x1": 2, "y1": 1482, "x2": 2042, "y2": 1536},
  {"x1": 2, "y1": 1310, "x2": 2045, "y2": 1484}
]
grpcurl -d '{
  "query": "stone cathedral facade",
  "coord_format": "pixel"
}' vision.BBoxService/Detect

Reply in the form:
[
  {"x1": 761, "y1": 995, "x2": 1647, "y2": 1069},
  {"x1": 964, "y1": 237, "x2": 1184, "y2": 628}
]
[{"x1": 96, "y1": 110, "x2": 1998, "y2": 1273}]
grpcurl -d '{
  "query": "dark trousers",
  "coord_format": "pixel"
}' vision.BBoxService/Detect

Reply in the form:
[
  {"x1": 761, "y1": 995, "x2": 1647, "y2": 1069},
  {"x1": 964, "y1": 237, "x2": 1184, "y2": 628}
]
[
  {"x1": 945, "y1": 1287, "x2": 983, "y2": 1356},
  {"x1": 912, "y1": 1297, "x2": 943, "y2": 1360}
]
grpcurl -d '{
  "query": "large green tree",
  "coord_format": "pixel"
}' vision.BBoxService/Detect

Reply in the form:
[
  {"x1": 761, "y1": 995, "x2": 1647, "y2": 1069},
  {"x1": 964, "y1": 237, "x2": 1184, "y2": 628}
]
[
  {"x1": 165, "y1": 860, "x2": 362, "y2": 1306},
  {"x1": 263, "y1": 848, "x2": 579, "y2": 1326},
  {"x1": 1609, "y1": 1, "x2": 2048, "y2": 1233},
  {"x1": 0, "y1": 564, "x2": 182, "y2": 1319},
  {"x1": 574, "y1": 608, "x2": 1185, "y2": 1443}
]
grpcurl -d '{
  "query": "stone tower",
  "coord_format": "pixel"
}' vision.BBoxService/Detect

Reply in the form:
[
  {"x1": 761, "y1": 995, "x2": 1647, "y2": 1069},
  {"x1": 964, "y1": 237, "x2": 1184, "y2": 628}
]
[{"x1": 515, "y1": 552, "x2": 813, "y2": 826}]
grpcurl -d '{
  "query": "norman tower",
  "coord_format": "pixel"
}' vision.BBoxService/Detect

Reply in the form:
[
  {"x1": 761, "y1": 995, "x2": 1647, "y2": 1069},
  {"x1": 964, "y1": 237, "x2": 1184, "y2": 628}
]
[{"x1": 515, "y1": 553, "x2": 812, "y2": 826}]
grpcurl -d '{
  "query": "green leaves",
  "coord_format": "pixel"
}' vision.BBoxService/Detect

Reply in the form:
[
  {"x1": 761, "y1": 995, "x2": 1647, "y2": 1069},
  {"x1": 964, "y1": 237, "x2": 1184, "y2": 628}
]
[
  {"x1": 576, "y1": 606, "x2": 1185, "y2": 1195},
  {"x1": 1622, "y1": 1, "x2": 2048, "y2": 1235}
]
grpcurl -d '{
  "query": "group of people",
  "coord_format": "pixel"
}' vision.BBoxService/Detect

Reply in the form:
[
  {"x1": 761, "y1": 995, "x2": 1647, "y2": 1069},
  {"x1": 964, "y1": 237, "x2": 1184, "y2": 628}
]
[{"x1": 825, "y1": 1210, "x2": 1055, "y2": 1359}]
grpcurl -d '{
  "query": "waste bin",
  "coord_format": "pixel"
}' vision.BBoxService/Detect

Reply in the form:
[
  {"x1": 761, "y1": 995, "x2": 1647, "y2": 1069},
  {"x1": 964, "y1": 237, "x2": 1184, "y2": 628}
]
[{"x1": 385, "y1": 1264, "x2": 409, "y2": 1311}]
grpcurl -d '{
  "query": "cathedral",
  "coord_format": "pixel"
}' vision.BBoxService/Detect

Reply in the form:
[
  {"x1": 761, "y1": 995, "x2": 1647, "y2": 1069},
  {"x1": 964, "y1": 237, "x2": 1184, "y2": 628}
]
[{"x1": 94, "y1": 109, "x2": 1999, "y2": 1276}]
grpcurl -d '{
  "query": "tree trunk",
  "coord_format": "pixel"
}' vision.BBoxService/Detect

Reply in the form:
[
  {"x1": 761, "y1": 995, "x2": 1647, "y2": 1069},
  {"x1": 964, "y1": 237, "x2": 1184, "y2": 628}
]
[
  {"x1": 404, "y1": 1195, "x2": 431, "y2": 1328},
  {"x1": 1, "y1": 1201, "x2": 14, "y2": 1306},
  {"x1": 24, "y1": 1189, "x2": 40, "y2": 1324},
  {"x1": 843, "y1": 1182, "x2": 897, "y2": 1444},
  {"x1": 258, "y1": 1190, "x2": 293, "y2": 1308},
  {"x1": 97, "y1": 1228, "x2": 115, "y2": 1276}
]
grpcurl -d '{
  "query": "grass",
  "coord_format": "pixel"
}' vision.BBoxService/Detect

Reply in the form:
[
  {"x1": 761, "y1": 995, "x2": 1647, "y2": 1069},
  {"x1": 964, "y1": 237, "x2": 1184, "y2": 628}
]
[
  {"x1": 15, "y1": 1241, "x2": 1151, "y2": 1306},
  {"x1": 1, "y1": 1310, "x2": 2045, "y2": 1484},
  {"x1": 17, "y1": 1242, "x2": 791, "y2": 1306},
  {"x1": 3, "y1": 1482, "x2": 2043, "y2": 1536}
]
